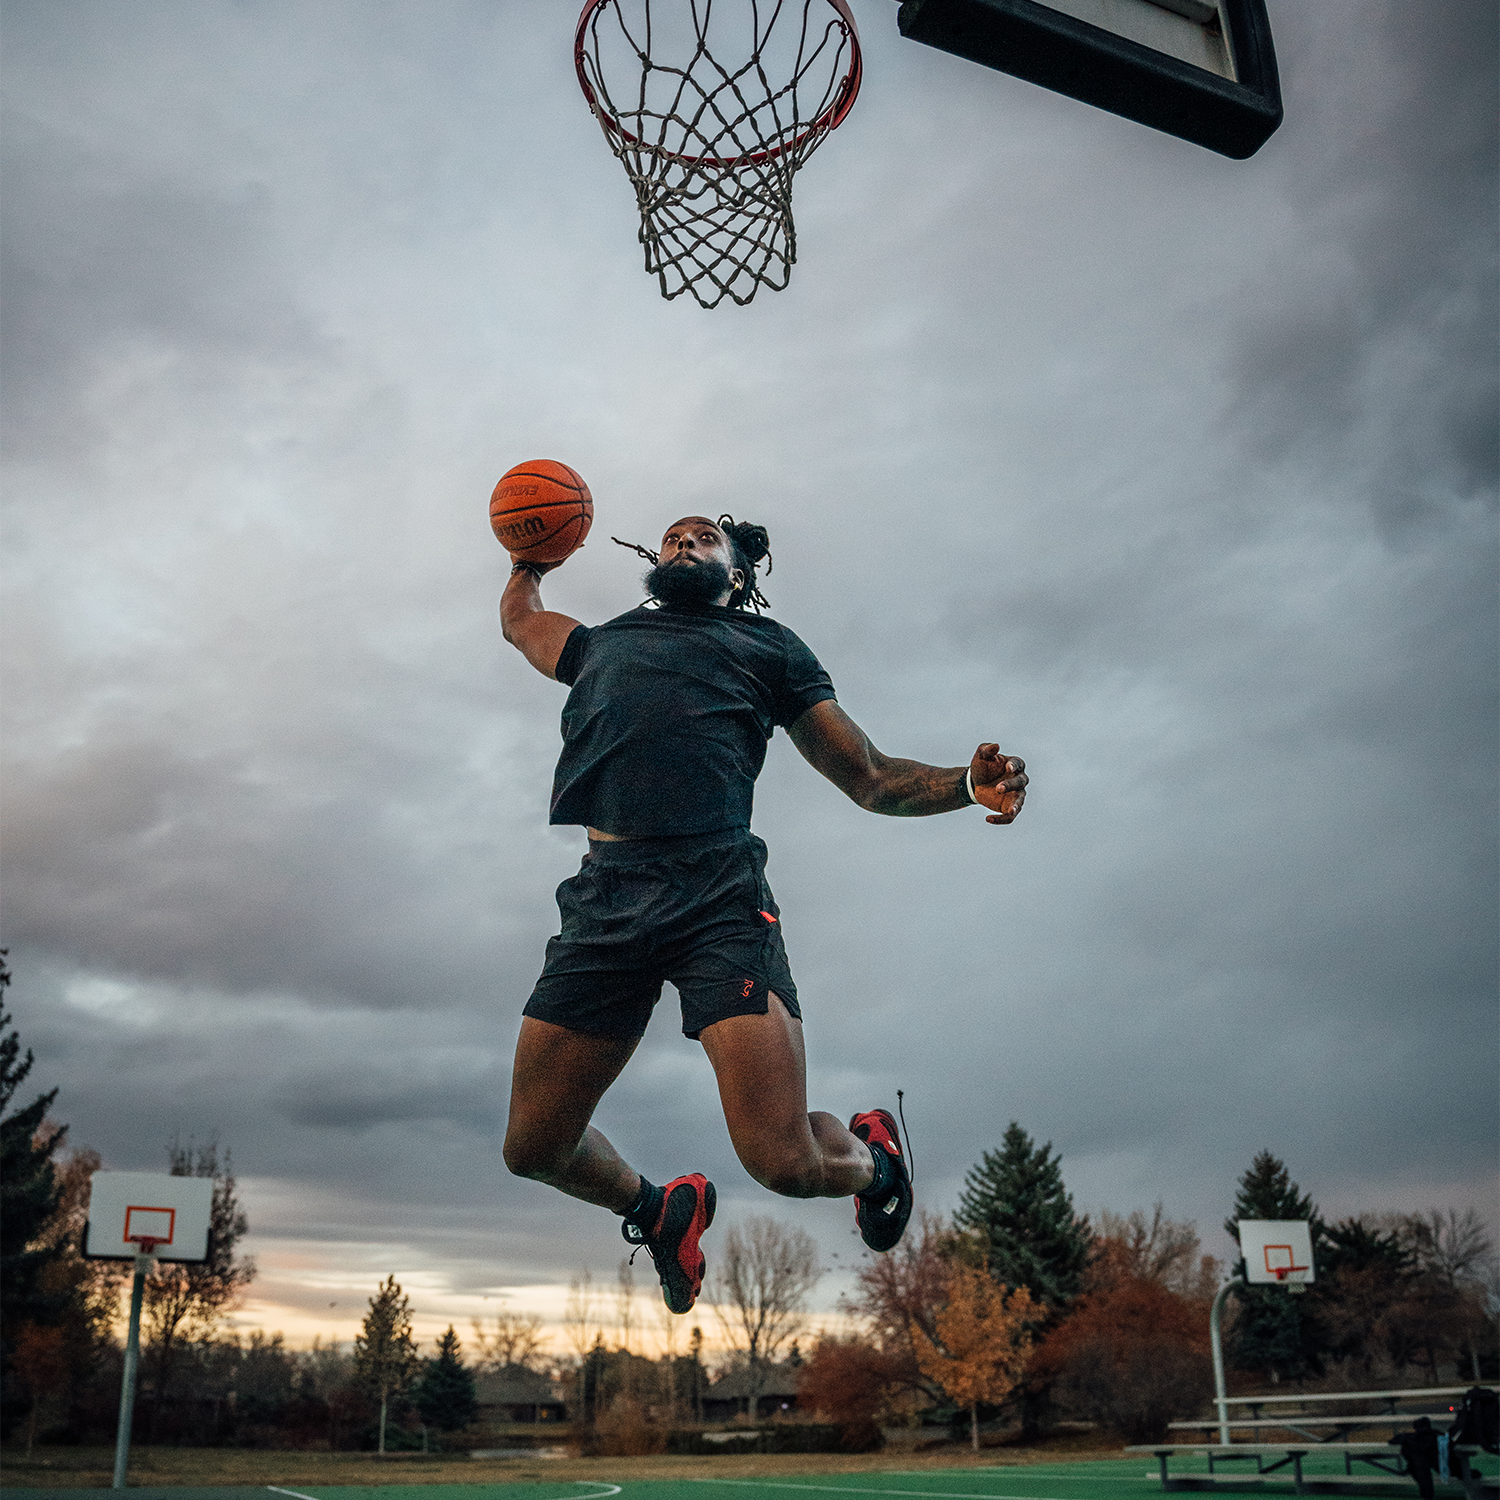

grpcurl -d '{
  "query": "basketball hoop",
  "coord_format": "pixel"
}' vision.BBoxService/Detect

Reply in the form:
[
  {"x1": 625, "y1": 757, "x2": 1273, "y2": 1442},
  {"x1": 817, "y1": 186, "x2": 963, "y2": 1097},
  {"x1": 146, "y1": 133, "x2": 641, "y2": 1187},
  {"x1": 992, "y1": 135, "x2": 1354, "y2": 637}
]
[
  {"x1": 127, "y1": 1236, "x2": 164, "y2": 1256},
  {"x1": 1273, "y1": 1265, "x2": 1310, "y2": 1294},
  {"x1": 575, "y1": 0, "x2": 863, "y2": 308}
]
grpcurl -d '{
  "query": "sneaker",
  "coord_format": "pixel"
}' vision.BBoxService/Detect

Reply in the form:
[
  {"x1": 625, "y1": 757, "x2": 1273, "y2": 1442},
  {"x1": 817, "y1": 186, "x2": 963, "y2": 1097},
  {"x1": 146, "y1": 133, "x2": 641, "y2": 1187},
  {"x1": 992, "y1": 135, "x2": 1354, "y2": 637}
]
[
  {"x1": 849, "y1": 1108, "x2": 913, "y2": 1253},
  {"x1": 622, "y1": 1173, "x2": 716, "y2": 1314}
]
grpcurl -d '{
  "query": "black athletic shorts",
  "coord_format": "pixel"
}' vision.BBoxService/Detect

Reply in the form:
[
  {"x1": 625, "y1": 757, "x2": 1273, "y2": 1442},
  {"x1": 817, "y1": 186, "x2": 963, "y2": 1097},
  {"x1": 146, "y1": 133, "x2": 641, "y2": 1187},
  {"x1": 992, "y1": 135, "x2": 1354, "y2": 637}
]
[{"x1": 522, "y1": 828, "x2": 801, "y2": 1041}]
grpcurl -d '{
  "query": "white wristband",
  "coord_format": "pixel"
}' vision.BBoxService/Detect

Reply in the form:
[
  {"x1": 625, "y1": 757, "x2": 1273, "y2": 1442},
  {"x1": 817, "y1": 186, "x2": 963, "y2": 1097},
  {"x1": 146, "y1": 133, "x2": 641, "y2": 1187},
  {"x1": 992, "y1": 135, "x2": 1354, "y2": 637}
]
[{"x1": 964, "y1": 767, "x2": 978, "y2": 805}]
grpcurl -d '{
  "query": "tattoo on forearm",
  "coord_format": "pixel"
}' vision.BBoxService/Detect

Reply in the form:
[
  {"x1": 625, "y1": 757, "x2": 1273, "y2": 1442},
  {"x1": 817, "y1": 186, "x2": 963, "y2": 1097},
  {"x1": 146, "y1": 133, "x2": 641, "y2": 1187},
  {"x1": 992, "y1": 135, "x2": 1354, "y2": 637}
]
[{"x1": 867, "y1": 760, "x2": 970, "y2": 817}]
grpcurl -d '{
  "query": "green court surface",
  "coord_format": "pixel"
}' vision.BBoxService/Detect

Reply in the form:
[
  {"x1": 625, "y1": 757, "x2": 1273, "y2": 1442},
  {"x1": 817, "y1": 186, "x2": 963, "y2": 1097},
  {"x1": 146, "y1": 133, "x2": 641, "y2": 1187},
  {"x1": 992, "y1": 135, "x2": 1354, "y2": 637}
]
[{"x1": 9, "y1": 1451, "x2": 1493, "y2": 1500}]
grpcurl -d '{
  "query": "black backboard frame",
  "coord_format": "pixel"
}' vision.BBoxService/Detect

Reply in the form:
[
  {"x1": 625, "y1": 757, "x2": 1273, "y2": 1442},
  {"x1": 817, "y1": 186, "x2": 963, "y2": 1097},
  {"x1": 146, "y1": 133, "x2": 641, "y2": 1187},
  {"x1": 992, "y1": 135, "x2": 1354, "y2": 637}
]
[{"x1": 896, "y1": 0, "x2": 1283, "y2": 159}]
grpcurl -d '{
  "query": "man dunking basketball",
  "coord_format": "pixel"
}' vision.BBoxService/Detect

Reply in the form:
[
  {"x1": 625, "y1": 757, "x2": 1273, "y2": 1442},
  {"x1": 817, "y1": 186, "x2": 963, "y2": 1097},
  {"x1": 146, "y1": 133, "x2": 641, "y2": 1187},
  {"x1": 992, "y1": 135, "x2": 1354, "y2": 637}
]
[{"x1": 500, "y1": 516, "x2": 1028, "y2": 1313}]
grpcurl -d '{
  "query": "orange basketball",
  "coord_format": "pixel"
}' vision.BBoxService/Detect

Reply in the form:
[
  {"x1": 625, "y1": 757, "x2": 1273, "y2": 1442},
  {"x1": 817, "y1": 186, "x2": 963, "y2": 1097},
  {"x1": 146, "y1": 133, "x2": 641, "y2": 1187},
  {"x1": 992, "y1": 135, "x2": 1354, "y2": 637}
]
[{"x1": 489, "y1": 458, "x2": 593, "y2": 564}]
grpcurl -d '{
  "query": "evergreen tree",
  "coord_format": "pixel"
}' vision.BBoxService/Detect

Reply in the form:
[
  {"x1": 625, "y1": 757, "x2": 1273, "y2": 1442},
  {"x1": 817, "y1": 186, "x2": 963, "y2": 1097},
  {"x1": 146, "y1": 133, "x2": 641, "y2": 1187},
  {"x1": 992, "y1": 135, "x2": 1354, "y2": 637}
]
[
  {"x1": 953, "y1": 1122, "x2": 1090, "y2": 1311},
  {"x1": 0, "y1": 957, "x2": 69, "y2": 1331},
  {"x1": 354, "y1": 1275, "x2": 419, "y2": 1453},
  {"x1": 1223, "y1": 1150, "x2": 1326, "y2": 1381},
  {"x1": 413, "y1": 1326, "x2": 477, "y2": 1435}
]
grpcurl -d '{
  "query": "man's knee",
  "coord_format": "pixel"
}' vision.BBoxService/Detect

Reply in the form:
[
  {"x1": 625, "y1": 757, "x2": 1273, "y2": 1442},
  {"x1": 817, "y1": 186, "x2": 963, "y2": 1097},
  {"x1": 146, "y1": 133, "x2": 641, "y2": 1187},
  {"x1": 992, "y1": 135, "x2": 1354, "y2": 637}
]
[
  {"x1": 503, "y1": 1129, "x2": 567, "y2": 1183},
  {"x1": 745, "y1": 1145, "x2": 821, "y2": 1199}
]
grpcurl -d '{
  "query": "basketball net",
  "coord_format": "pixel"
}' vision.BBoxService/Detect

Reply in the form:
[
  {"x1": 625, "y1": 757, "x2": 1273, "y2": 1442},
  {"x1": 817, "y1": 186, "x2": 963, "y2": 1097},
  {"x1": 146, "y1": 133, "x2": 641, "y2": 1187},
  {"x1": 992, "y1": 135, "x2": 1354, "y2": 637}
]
[{"x1": 576, "y1": 0, "x2": 862, "y2": 308}]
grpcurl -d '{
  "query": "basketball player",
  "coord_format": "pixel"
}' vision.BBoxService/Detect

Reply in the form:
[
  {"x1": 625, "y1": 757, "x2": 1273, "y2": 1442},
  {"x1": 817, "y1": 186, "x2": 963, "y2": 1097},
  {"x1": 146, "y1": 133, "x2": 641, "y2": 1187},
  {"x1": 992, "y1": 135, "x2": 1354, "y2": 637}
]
[{"x1": 500, "y1": 516, "x2": 1028, "y2": 1313}]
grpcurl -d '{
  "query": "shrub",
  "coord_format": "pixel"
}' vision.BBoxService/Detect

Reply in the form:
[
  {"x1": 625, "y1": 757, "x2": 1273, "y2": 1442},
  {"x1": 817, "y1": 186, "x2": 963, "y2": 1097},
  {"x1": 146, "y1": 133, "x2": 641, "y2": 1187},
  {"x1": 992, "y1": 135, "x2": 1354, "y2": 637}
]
[{"x1": 1032, "y1": 1276, "x2": 1211, "y2": 1443}]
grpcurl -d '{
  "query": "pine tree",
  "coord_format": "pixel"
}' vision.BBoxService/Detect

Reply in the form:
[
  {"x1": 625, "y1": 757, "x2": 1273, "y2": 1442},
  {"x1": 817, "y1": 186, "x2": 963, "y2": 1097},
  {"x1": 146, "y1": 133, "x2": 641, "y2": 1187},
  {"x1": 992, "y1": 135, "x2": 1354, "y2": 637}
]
[
  {"x1": 1223, "y1": 1150, "x2": 1325, "y2": 1381},
  {"x1": 413, "y1": 1326, "x2": 477, "y2": 1436},
  {"x1": 0, "y1": 957, "x2": 69, "y2": 1331},
  {"x1": 354, "y1": 1275, "x2": 419, "y2": 1453},
  {"x1": 953, "y1": 1122, "x2": 1091, "y2": 1311}
]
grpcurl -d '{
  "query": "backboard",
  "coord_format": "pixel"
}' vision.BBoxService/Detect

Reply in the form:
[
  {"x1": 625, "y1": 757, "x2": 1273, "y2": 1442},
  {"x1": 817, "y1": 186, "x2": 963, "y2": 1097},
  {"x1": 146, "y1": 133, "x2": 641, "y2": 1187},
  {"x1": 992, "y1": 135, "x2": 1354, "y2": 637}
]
[
  {"x1": 1237, "y1": 1218, "x2": 1315, "y2": 1286},
  {"x1": 895, "y1": 0, "x2": 1283, "y2": 158},
  {"x1": 85, "y1": 1172, "x2": 213, "y2": 1262}
]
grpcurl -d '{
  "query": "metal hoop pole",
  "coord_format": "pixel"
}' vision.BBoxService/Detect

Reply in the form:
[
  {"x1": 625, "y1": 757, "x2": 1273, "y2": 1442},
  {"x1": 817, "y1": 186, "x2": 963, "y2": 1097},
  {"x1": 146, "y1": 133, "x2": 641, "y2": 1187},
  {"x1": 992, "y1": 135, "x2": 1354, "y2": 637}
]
[
  {"x1": 1209, "y1": 1278, "x2": 1238, "y2": 1447},
  {"x1": 112, "y1": 1245, "x2": 156, "y2": 1489}
]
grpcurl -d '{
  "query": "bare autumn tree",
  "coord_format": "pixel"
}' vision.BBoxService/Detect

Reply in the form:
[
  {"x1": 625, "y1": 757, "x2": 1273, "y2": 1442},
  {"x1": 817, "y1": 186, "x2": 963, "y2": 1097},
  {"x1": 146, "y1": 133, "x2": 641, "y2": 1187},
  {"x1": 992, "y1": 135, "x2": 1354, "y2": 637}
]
[
  {"x1": 353, "y1": 1275, "x2": 419, "y2": 1454},
  {"x1": 711, "y1": 1216, "x2": 821, "y2": 1406},
  {"x1": 910, "y1": 1262, "x2": 1040, "y2": 1452},
  {"x1": 615, "y1": 1258, "x2": 637, "y2": 1355},
  {"x1": 1094, "y1": 1203, "x2": 1220, "y2": 1299},
  {"x1": 141, "y1": 1137, "x2": 254, "y2": 1435},
  {"x1": 1390, "y1": 1210, "x2": 1496, "y2": 1383},
  {"x1": 469, "y1": 1308, "x2": 549, "y2": 1373},
  {"x1": 561, "y1": 1268, "x2": 600, "y2": 1423},
  {"x1": 845, "y1": 1211, "x2": 952, "y2": 1404}
]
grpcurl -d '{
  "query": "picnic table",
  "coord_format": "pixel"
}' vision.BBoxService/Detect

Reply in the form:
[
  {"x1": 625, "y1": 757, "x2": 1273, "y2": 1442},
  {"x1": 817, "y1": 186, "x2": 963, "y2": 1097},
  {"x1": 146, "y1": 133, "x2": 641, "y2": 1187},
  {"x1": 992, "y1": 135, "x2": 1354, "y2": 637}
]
[
  {"x1": 1129, "y1": 1440, "x2": 1493, "y2": 1494},
  {"x1": 1131, "y1": 1384, "x2": 1498, "y2": 1495}
]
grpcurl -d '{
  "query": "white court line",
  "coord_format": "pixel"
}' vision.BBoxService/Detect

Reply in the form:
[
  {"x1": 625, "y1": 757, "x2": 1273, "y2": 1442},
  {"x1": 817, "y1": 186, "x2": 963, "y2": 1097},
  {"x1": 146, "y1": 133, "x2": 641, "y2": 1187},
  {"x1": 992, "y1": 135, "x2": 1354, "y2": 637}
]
[
  {"x1": 686, "y1": 1481, "x2": 1080, "y2": 1499},
  {"x1": 872, "y1": 1468, "x2": 1155, "y2": 1482},
  {"x1": 269, "y1": 1485, "x2": 621, "y2": 1500}
]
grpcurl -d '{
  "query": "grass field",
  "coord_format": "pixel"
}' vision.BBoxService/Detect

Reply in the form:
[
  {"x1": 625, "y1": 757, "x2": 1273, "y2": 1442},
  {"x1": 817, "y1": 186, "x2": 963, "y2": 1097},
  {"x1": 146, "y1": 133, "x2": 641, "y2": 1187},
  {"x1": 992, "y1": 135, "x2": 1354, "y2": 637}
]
[{"x1": 5, "y1": 1443, "x2": 1495, "y2": 1498}]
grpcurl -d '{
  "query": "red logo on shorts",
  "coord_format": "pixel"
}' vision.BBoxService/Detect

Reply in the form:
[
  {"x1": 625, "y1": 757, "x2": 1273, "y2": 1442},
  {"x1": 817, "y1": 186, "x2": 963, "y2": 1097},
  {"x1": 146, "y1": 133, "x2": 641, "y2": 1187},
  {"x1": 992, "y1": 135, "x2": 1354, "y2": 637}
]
[
  {"x1": 741, "y1": 979, "x2": 755, "y2": 998},
  {"x1": 760, "y1": 910, "x2": 777, "y2": 923}
]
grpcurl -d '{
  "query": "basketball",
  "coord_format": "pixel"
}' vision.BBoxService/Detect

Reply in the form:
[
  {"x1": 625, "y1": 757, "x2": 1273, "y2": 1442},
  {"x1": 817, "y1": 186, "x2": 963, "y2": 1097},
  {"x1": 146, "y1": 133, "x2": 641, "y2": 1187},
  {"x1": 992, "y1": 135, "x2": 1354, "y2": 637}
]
[{"x1": 490, "y1": 458, "x2": 593, "y2": 564}]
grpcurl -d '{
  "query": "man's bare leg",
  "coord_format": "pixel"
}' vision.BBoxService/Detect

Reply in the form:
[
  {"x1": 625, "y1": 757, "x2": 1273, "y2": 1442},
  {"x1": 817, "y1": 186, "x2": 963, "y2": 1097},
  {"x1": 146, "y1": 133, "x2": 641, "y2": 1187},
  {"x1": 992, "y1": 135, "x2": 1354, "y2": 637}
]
[
  {"x1": 698, "y1": 993, "x2": 876, "y2": 1199},
  {"x1": 503, "y1": 1016, "x2": 644, "y2": 1212}
]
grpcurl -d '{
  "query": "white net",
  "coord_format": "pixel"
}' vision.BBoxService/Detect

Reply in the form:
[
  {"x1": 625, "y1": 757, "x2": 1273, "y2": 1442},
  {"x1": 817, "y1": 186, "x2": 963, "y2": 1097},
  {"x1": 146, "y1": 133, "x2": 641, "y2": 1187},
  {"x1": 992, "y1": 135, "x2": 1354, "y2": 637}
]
[{"x1": 575, "y1": 0, "x2": 863, "y2": 308}]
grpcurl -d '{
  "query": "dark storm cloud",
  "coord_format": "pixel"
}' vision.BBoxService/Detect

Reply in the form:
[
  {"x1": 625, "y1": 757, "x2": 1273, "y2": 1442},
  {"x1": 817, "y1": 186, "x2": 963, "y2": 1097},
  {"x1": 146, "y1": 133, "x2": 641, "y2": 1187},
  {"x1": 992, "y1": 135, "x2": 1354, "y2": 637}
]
[
  {"x1": 1225, "y1": 3, "x2": 1499, "y2": 513},
  {"x1": 0, "y1": 110, "x2": 319, "y2": 461}
]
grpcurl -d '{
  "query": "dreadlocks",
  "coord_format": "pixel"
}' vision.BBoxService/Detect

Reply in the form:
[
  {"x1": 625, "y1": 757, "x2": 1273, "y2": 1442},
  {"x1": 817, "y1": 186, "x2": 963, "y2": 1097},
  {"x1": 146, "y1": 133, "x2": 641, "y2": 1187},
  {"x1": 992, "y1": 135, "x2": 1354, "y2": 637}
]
[{"x1": 612, "y1": 516, "x2": 773, "y2": 613}]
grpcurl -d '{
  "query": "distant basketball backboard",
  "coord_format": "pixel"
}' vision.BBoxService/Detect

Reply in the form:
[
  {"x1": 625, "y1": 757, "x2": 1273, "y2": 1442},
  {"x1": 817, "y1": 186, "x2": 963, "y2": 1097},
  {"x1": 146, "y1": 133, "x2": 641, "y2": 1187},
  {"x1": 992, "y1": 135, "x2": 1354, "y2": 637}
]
[
  {"x1": 85, "y1": 1172, "x2": 213, "y2": 1262},
  {"x1": 895, "y1": 0, "x2": 1283, "y2": 158},
  {"x1": 1237, "y1": 1218, "x2": 1315, "y2": 1286}
]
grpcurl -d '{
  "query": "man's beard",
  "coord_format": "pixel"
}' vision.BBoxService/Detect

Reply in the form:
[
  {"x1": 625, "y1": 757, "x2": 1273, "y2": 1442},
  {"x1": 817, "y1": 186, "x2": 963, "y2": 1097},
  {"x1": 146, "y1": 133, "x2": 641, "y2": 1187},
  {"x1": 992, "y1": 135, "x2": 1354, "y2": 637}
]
[{"x1": 646, "y1": 556, "x2": 733, "y2": 607}]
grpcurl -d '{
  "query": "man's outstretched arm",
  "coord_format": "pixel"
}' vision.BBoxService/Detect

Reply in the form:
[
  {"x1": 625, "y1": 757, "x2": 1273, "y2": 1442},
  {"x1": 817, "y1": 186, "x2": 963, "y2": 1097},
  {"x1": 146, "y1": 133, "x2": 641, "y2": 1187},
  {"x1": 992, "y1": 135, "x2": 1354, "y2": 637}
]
[
  {"x1": 788, "y1": 699, "x2": 1028, "y2": 825},
  {"x1": 500, "y1": 562, "x2": 583, "y2": 680}
]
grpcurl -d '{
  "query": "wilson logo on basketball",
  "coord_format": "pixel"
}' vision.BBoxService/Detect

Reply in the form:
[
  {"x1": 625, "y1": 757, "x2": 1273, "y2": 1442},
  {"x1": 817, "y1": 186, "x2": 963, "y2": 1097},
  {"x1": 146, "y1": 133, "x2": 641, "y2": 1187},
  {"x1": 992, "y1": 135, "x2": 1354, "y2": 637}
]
[{"x1": 496, "y1": 516, "x2": 547, "y2": 540}]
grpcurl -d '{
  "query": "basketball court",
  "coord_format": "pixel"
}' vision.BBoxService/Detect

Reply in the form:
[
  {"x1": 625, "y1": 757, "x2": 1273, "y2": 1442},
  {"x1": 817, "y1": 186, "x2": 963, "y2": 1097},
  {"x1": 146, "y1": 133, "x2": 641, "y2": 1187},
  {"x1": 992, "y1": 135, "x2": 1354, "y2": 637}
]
[{"x1": 10, "y1": 1447, "x2": 1495, "y2": 1500}]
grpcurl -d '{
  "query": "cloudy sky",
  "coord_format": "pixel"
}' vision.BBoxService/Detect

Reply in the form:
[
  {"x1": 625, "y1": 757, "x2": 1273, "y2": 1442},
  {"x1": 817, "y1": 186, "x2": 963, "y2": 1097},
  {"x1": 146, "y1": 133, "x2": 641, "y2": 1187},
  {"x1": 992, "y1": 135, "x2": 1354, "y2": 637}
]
[{"x1": 3, "y1": 1, "x2": 1495, "y2": 1352}]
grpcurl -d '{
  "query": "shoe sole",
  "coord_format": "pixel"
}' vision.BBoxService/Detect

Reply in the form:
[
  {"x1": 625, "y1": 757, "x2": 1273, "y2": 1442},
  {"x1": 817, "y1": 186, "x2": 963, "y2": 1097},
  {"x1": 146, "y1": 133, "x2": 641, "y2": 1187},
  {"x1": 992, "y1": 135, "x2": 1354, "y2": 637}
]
[{"x1": 656, "y1": 1175, "x2": 716, "y2": 1314}]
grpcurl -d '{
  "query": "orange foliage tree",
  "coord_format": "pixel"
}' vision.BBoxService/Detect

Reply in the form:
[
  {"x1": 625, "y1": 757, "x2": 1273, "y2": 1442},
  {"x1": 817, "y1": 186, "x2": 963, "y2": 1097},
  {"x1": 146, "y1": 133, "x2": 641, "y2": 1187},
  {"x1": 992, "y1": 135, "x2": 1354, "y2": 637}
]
[{"x1": 910, "y1": 1262, "x2": 1040, "y2": 1450}]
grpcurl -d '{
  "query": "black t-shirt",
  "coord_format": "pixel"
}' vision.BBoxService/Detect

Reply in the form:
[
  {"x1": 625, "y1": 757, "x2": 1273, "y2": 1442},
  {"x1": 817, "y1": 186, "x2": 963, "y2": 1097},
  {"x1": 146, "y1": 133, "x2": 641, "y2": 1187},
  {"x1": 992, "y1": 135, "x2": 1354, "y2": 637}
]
[{"x1": 549, "y1": 602, "x2": 837, "y2": 836}]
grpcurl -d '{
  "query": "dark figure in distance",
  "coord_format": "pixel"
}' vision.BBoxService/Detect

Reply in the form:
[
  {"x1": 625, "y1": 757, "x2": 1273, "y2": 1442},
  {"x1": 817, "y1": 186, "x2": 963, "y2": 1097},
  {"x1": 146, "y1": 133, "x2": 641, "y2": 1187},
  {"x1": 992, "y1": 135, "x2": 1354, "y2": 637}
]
[
  {"x1": 499, "y1": 515, "x2": 1028, "y2": 1312},
  {"x1": 1393, "y1": 1417, "x2": 1440, "y2": 1500}
]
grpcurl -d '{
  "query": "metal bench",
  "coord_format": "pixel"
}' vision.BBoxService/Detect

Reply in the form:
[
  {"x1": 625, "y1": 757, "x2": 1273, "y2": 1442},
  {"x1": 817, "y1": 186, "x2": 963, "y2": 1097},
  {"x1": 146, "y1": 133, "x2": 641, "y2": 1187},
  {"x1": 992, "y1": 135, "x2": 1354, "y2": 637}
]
[{"x1": 1128, "y1": 1440, "x2": 1495, "y2": 1496}]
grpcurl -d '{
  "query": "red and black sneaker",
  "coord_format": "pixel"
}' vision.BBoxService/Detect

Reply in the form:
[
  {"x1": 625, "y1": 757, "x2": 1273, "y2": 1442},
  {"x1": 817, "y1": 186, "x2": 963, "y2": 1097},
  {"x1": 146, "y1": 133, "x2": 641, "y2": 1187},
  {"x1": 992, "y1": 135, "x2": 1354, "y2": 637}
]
[
  {"x1": 849, "y1": 1108, "x2": 913, "y2": 1253},
  {"x1": 622, "y1": 1173, "x2": 716, "y2": 1314}
]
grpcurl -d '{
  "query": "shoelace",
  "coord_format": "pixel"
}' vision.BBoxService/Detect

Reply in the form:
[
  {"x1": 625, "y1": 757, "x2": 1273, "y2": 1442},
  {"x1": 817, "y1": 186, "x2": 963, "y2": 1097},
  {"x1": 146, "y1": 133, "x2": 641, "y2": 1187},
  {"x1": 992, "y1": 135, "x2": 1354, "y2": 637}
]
[{"x1": 897, "y1": 1087, "x2": 917, "y2": 1189}]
